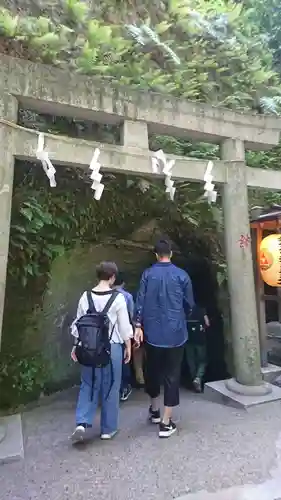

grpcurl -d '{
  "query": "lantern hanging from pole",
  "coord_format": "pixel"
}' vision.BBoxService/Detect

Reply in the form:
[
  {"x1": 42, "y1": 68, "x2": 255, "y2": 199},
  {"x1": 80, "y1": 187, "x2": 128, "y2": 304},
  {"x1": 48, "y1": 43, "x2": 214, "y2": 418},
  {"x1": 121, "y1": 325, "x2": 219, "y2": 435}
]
[{"x1": 260, "y1": 234, "x2": 281, "y2": 287}]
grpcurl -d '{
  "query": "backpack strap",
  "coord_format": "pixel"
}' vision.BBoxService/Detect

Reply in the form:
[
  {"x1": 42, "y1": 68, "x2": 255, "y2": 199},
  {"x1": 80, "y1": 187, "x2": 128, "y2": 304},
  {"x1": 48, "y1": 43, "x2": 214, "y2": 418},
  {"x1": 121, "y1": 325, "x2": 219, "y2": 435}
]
[
  {"x1": 87, "y1": 291, "x2": 96, "y2": 314},
  {"x1": 105, "y1": 358, "x2": 114, "y2": 400},
  {"x1": 101, "y1": 290, "x2": 120, "y2": 316}
]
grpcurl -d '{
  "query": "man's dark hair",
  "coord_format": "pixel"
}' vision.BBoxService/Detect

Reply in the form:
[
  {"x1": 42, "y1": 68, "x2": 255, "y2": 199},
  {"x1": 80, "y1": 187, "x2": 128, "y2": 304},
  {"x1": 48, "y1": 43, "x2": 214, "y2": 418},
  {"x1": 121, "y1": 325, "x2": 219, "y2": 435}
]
[
  {"x1": 115, "y1": 271, "x2": 125, "y2": 287},
  {"x1": 154, "y1": 239, "x2": 172, "y2": 257},
  {"x1": 96, "y1": 261, "x2": 118, "y2": 281}
]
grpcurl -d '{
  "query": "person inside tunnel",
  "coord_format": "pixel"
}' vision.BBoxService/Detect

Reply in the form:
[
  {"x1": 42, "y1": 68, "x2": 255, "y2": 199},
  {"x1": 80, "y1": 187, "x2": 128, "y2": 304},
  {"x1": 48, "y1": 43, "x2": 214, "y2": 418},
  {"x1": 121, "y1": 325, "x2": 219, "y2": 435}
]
[
  {"x1": 172, "y1": 254, "x2": 228, "y2": 388},
  {"x1": 185, "y1": 303, "x2": 210, "y2": 392}
]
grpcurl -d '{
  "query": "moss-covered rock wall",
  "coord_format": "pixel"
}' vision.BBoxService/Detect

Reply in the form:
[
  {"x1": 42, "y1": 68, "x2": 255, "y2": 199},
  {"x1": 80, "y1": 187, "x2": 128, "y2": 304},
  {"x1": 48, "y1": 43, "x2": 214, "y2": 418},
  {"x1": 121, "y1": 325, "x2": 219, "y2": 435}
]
[
  {"x1": 40, "y1": 242, "x2": 152, "y2": 392},
  {"x1": 0, "y1": 214, "x2": 160, "y2": 409}
]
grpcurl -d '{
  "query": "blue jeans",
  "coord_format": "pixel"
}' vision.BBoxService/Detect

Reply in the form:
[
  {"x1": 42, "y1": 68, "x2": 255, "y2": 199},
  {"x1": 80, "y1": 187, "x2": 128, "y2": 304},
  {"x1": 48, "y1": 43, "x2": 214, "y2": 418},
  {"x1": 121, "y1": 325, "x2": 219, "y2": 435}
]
[
  {"x1": 76, "y1": 343, "x2": 123, "y2": 434},
  {"x1": 120, "y1": 345, "x2": 132, "y2": 392}
]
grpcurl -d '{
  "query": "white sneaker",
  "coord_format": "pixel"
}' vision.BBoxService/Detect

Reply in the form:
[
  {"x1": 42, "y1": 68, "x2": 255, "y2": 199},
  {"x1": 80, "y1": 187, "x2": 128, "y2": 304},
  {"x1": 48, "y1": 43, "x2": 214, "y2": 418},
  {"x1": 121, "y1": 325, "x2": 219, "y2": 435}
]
[
  {"x1": 193, "y1": 377, "x2": 202, "y2": 393},
  {"x1": 71, "y1": 425, "x2": 86, "y2": 443},
  {"x1": 100, "y1": 430, "x2": 118, "y2": 440}
]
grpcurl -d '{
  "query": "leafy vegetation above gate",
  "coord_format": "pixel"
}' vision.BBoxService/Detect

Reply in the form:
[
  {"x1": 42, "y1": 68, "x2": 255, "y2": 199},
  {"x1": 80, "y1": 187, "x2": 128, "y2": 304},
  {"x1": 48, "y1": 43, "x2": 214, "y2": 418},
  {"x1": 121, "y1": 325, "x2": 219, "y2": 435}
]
[{"x1": 0, "y1": 0, "x2": 280, "y2": 109}]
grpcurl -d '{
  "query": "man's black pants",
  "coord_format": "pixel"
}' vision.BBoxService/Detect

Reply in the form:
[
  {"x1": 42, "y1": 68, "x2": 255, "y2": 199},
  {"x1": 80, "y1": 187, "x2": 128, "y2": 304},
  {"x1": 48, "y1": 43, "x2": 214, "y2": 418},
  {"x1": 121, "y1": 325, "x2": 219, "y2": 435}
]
[{"x1": 145, "y1": 343, "x2": 184, "y2": 407}]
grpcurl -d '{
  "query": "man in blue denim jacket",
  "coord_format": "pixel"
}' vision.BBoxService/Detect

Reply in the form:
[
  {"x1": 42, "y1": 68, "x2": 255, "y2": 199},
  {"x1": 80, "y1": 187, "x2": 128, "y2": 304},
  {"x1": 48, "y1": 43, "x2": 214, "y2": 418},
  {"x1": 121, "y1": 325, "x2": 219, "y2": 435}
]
[{"x1": 135, "y1": 239, "x2": 194, "y2": 438}]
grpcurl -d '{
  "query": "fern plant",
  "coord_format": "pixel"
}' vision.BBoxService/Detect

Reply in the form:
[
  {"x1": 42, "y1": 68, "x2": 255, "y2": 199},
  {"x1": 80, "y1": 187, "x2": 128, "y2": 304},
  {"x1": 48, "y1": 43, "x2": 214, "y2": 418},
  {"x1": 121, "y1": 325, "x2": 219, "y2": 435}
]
[
  {"x1": 0, "y1": 0, "x2": 280, "y2": 108},
  {"x1": 260, "y1": 95, "x2": 281, "y2": 115},
  {"x1": 125, "y1": 24, "x2": 181, "y2": 65}
]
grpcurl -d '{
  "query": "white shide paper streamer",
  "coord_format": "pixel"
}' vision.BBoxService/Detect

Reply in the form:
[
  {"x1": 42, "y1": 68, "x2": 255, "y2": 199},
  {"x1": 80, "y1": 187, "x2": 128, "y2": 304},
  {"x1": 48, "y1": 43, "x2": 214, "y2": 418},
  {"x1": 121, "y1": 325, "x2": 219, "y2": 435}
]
[
  {"x1": 203, "y1": 160, "x2": 217, "y2": 204},
  {"x1": 36, "y1": 133, "x2": 57, "y2": 187},
  {"x1": 89, "y1": 148, "x2": 104, "y2": 200},
  {"x1": 151, "y1": 150, "x2": 176, "y2": 201}
]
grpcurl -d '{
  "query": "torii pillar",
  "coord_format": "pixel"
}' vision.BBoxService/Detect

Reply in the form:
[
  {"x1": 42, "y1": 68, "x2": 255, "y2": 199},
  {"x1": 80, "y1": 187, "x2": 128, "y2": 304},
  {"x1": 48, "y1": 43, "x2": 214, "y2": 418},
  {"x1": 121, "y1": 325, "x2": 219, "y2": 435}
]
[{"x1": 220, "y1": 139, "x2": 269, "y2": 396}]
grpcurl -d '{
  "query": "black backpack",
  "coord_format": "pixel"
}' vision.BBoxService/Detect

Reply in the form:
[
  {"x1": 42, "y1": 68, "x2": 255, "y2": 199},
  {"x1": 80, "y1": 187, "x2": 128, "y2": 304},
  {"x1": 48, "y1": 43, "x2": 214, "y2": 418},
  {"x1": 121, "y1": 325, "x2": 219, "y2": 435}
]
[
  {"x1": 75, "y1": 290, "x2": 119, "y2": 399},
  {"x1": 187, "y1": 306, "x2": 206, "y2": 345}
]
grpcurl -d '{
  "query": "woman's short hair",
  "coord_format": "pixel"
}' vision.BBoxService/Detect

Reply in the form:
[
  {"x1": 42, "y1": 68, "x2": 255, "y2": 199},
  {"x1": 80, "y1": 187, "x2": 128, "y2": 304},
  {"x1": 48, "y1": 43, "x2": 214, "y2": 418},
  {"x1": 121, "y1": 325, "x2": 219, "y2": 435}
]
[{"x1": 96, "y1": 261, "x2": 118, "y2": 281}]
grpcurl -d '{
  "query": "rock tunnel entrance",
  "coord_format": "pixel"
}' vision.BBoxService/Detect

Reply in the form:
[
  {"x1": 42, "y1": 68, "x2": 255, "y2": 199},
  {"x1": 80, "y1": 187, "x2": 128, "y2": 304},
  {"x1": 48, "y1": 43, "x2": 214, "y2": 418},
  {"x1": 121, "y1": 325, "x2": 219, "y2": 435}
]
[{"x1": 1, "y1": 156, "x2": 228, "y2": 408}]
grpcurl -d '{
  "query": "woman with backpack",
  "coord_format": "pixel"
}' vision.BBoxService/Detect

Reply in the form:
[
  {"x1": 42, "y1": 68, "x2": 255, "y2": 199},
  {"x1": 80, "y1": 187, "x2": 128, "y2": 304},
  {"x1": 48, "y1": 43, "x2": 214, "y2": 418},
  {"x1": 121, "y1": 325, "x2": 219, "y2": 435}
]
[{"x1": 70, "y1": 261, "x2": 133, "y2": 443}]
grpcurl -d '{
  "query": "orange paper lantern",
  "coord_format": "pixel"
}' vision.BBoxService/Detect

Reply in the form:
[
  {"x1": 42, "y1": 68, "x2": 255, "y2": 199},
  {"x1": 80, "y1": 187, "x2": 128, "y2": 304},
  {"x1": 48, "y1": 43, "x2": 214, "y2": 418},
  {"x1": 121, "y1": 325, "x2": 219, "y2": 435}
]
[{"x1": 260, "y1": 234, "x2": 281, "y2": 287}]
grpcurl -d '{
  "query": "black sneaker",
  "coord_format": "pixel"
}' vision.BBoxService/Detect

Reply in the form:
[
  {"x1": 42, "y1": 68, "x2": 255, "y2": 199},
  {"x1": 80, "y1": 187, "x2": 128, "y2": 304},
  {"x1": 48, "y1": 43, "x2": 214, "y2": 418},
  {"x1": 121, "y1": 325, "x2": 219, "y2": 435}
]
[
  {"x1": 120, "y1": 385, "x2": 133, "y2": 402},
  {"x1": 159, "y1": 420, "x2": 177, "y2": 438},
  {"x1": 148, "y1": 405, "x2": 161, "y2": 424}
]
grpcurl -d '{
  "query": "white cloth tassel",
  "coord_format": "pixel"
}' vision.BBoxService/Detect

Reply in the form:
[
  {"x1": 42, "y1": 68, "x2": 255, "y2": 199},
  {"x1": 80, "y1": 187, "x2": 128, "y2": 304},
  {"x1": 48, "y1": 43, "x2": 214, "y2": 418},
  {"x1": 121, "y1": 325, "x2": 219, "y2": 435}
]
[
  {"x1": 169, "y1": 186, "x2": 176, "y2": 201},
  {"x1": 153, "y1": 149, "x2": 166, "y2": 164},
  {"x1": 90, "y1": 148, "x2": 101, "y2": 170},
  {"x1": 37, "y1": 132, "x2": 44, "y2": 153},
  {"x1": 151, "y1": 157, "x2": 159, "y2": 174},
  {"x1": 204, "y1": 161, "x2": 213, "y2": 181},
  {"x1": 91, "y1": 180, "x2": 100, "y2": 190},
  {"x1": 151, "y1": 150, "x2": 176, "y2": 201},
  {"x1": 209, "y1": 190, "x2": 217, "y2": 203},
  {"x1": 90, "y1": 162, "x2": 101, "y2": 173},
  {"x1": 204, "y1": 181, "x2": 214, "y2": 192},
  {"x1": 165, "y1": 177, "x2": 174, "y2": 190},
  {"x1": 163, "y1": 159, "x2": 175, "y2": 176},
  {"x1": 203, "y1": 160, "x2": 217, "y2": 204},
  {"x1": 90, "y1": 171, "x2": 102, "y2": 183},
  {"x1": 89, "y1": 148, "x2": 105, "y2": 200},
  {"x1": 36, "y1": 133, "x2": 57, "y2": 187},
  {"x1": 94, "y1": 183, "x2": 104, "y2": 200}
]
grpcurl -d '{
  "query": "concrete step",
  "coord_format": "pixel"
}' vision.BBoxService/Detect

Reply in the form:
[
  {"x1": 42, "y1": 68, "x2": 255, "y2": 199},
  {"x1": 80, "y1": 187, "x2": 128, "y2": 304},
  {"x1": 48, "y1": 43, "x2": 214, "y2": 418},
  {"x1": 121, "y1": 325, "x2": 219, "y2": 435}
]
[
  {"x1": 0, "y1": 414, "x2": 24, "y2": 464},
  {"x1": 261, "y1": 363, "x2": 281, "y2": 384},
  {"x1": 204, "y1": 380, "x2": 281, "y2": 409}
]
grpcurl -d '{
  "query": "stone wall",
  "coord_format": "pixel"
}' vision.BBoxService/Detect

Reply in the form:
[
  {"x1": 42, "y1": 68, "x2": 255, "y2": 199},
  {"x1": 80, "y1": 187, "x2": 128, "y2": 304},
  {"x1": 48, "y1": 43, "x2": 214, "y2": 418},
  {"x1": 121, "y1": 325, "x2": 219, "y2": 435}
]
[
  {"x1": 35, "y1": 242, "x2": 152, "y2": 392},
  {"x1": 0, "y1": 215, "x2": 161, "y2": 408}
]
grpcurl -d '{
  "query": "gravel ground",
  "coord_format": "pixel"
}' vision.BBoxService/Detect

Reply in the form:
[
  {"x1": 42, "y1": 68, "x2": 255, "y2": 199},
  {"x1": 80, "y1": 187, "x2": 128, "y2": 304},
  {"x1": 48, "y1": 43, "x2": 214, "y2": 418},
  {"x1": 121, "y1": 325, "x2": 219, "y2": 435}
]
[{"x1": 0, "y1": 389, "x2": 280, "y2": 500}]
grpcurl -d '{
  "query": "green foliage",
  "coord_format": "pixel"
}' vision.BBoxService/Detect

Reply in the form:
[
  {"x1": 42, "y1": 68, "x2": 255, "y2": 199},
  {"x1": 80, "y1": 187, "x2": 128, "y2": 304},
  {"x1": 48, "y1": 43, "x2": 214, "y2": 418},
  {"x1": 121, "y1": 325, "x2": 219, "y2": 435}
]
[
  {"x1": 9, "y1": 158, "x2": 168, "y2": 286},
  {"x1": 10, "y1": 194, "x2": 69, "y2": 287},
  {"x1": 260, "y1": 96, "x2": 281, "y2": 115},
  {"x1": 0, "y1": 0, "x2": 280, "y2": 107},
  {"x1": 65, "y1": 0, "x2": 89, "y2": 24},
  {"x1": 245, "y1": 0, "x2": 281, "y2": 72},
  {"x1": 0, "y1": 355, "x2": 46, "y2": 408}
]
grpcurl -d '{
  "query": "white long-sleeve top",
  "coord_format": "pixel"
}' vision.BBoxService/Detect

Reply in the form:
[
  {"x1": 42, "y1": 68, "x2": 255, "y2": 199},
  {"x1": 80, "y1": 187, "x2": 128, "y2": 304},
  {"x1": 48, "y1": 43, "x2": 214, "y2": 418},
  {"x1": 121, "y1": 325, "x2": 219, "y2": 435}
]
[{"x1": 71, "y1": 290, "x2": 133, "y2": 344}]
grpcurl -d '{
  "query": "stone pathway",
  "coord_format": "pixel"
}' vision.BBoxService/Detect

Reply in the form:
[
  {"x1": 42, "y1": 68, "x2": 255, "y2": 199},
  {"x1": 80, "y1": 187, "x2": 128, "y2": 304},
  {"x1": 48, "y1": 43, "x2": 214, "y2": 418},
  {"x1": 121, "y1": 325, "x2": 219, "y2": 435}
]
[
  {"x1": 178, "y1": 426, "x2": 281, "y2": 500},
  {"x1": 0, "y1": 389, "x2": 281, "y2": 499}
]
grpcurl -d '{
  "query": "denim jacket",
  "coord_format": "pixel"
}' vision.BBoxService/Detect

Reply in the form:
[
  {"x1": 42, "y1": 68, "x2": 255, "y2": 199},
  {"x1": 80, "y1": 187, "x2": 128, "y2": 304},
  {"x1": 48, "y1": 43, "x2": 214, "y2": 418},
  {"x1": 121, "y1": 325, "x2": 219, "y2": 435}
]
[
  {"x1": 135, "y1": 262, "x2": 194, "y2": 347},
  {"x1": 117, "y1": 287, "x2": 134, "y2": 322}
]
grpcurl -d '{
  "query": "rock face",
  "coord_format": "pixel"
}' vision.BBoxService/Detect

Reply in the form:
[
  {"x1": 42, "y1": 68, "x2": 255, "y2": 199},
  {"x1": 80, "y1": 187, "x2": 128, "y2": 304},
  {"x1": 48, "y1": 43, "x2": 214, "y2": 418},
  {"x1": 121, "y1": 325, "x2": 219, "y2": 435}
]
[
  {"x1": 34, "y1": 220, "x2": 163, "y2": 392},
  {"x1": 0, "y1": 217, "x2": 162, "y2": 406},
  {"x1": 38, "y1": 242, "x2": 152, "y2": 391}
]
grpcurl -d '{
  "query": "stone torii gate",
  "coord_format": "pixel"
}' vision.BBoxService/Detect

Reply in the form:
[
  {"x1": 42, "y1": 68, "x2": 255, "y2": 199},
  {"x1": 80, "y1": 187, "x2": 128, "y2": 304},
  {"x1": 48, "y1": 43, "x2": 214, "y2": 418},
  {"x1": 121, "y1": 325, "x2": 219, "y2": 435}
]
[{"x1": 1, "y1": 55, "x2": 281, "y2": 408}]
